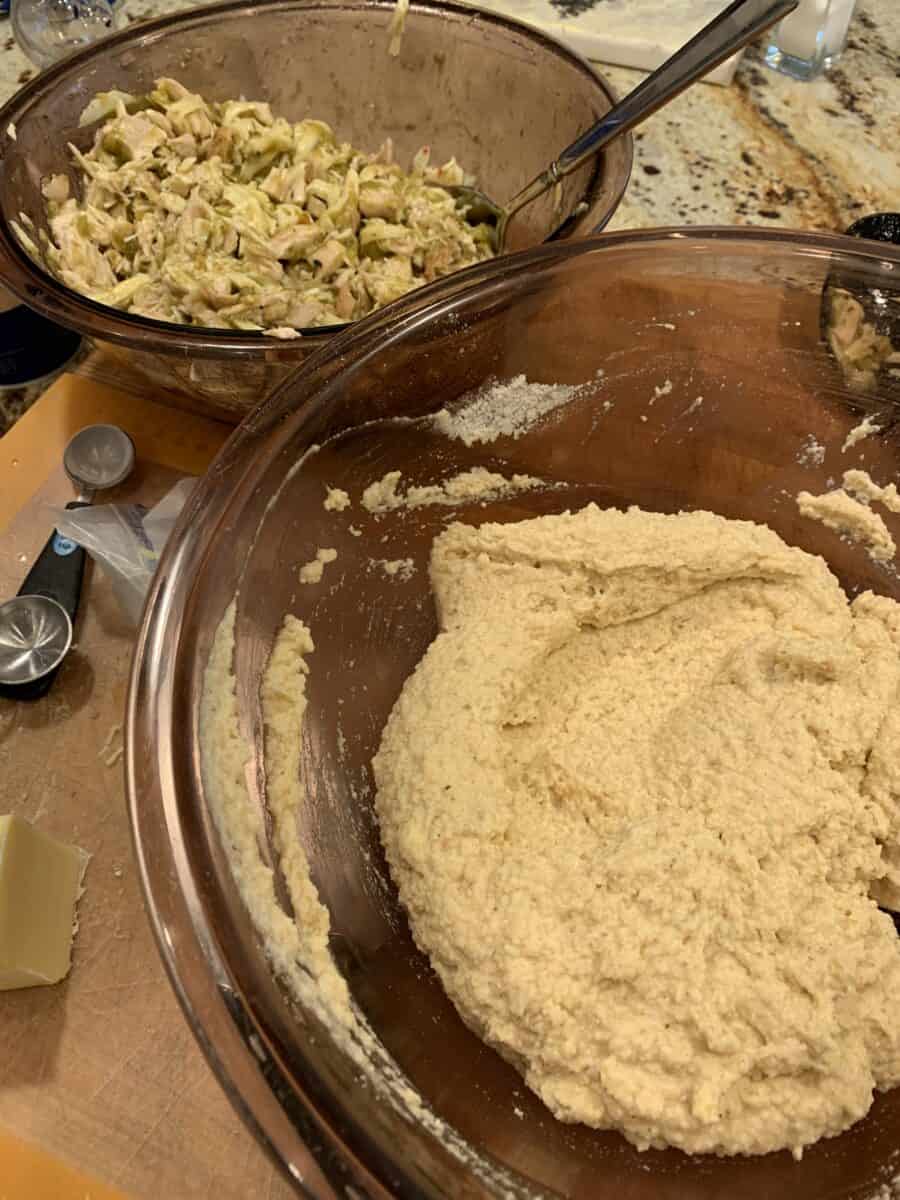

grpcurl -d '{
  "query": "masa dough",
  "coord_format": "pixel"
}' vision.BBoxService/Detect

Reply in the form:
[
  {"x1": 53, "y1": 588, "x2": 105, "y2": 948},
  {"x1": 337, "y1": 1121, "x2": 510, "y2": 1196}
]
[
  {"x1": 299, "y1": 546, "x2": 338, "y2": 583},
  {"x1": 361, "y1": 467, "x2": 542, "y2": 513},
  {"x1": 798, "y1": 469, "x2": 900, "y2": 564},
  {"x1": 374, "y1": 504, "x2": 900, "y2": 1159}
]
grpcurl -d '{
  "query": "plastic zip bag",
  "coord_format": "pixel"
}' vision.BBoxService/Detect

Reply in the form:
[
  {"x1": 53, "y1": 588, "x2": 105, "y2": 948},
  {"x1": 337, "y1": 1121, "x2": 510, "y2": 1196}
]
[{"x1": 51, "y1": 477, "x2": 196, "y2": 625}]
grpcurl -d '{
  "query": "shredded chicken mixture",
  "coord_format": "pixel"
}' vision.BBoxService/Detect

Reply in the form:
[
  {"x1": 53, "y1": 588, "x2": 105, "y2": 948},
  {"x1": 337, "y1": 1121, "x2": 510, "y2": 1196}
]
[
  {"x1": 827, "y1": 288, "x2": 899, "y2": 391},
  {"x1": 30, "y1": 78, "x2": 494, "y2": 335}
]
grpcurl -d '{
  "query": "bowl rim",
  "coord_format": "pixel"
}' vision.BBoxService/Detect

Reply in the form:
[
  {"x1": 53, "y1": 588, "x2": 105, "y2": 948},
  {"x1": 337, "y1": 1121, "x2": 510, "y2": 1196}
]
[
  {"x1": 127, "y1": 225, "x2": 900, "y2": 1200},
  {"x1": 0, "y1": 0, "x2": 632, "y2": 358}
]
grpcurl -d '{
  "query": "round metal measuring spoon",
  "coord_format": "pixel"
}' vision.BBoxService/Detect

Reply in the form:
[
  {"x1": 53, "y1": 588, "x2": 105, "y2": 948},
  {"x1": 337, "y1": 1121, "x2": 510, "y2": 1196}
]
[
  {"x1": 63, "y1": 423, "x2": 135, "y2": 497},
  {"x1": 0, "y1": 594, "x2": 72, "y2": 686},
  {"x1": 0, "y1": 423, "x2": 135, "y2": 699}
]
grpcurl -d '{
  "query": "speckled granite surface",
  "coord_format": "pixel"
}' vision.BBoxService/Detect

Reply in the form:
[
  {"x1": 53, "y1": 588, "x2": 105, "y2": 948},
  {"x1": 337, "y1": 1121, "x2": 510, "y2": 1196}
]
[
  {"x1": 0, "y1": 0, "x2": 896, "y2": 431},
  {"x1": 605, "y1": 1, "x2": 899, "y2": 233},
  {"x1": 1, "y1": 0, "x2": 895, "y2": 232}
]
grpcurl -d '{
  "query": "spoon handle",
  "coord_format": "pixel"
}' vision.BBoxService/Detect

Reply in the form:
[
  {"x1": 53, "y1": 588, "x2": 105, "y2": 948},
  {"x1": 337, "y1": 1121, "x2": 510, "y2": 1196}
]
[
  {"x1": 507, "y1": 0, "x2": 799, "y2": 227},
  {"x1": 19, "y1": 499, "x2": 90, "y2": 614}
]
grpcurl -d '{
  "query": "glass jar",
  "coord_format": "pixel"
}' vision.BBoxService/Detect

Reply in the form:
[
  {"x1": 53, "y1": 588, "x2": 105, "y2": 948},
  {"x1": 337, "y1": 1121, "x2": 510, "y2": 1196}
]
[
  {"x1": 764, "y1": 0, "x2": 857, "y2": 80},
  {"x1": 11, "y1": 0, "x2": 122, "y2": 70}
]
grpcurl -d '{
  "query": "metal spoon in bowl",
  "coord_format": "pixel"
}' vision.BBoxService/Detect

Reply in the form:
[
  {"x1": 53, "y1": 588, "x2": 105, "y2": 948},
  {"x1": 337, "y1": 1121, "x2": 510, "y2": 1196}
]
[
  {"x1": 0, "y1": 423, "x2": 134, "y2": 700},
  {"x1": 448, "y1": 0, "x2": 800, "y2": 252}
]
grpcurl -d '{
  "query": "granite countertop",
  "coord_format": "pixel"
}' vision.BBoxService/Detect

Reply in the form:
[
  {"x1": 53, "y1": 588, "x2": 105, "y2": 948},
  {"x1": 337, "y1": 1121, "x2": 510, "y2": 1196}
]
[
  {"x1": 0, "y1": 0, "x2": 896, "y2": 430},
  {"x1": 605, "y1": 0, "x2": 899, "y2": 234},
  {"x1": 1, "y1": 0, "x2": 895, "y2": 232}
]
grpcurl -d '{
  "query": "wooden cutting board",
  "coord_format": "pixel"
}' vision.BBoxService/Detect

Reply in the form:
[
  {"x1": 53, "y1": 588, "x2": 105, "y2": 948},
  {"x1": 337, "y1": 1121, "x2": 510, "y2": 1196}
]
[{"x1": 0, "y1": 376, "x2": 296, "y2": 1200}]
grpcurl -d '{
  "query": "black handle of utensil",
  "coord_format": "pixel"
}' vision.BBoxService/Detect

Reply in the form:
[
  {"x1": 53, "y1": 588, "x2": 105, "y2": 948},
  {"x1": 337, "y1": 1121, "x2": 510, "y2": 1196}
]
[
  {"x1": 0, "y1": 500, "x2": 92, "y2": 702},
  {"x1": 0, "y1": 668, "x2": 66, "y2": 703},
  {"x1": 845, "y1": 213, "x2": 900, "y2": 244},
  {"x1": 18, "y1": 499, "x2": 91, "y2": 617}
]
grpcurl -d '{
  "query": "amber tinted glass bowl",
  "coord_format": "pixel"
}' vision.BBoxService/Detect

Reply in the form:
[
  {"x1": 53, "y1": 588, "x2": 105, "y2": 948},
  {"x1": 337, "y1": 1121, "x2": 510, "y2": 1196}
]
[
  {"x1": 0, "y1": 0, "x2": 631, "y2": 422},
  {"x1": 129, "y1": 228, "x2": 900, "y2": 1199}
]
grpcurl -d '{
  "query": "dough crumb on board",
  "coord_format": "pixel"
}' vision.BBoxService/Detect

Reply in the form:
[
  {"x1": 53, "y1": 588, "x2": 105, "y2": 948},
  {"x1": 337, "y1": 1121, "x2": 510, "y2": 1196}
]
[
  {"x1": 361, "y1": 467, "x2": 543, "y2": 513},
  {"x1": 433, "y1": 375, "x2": 576, "y2": 446},
  {"x1": 797, "y1": 469, "x2": 900, "y2": 563},
  {"x1": 98, "y1": 722, "x2": 124, "y2": 768},
  {"x1": 374, "y1": 504, "x2": 900, "y2": 1160},
  {"x1": 323, "y1": 487, "x2": 351, "y2": 512},
  {"x1": 98, "y1": 722, "x2": 122, "y2": 759},
  {"x1": 299, "y1": 547, "x2": 338, "y2": 583}
]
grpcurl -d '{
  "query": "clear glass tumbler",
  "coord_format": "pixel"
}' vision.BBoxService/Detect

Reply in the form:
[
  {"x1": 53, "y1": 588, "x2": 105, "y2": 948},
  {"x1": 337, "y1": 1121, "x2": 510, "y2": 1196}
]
[
  {"x1": 11, "y1": 0, "x2": 122, "y2": 69},
  {"x1": 764, "y1": 0, "x2": 857, "y2": 80}
]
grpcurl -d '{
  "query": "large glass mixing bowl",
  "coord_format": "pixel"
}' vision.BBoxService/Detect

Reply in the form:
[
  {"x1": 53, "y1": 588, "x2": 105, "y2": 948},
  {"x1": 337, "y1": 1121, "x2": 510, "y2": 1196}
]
[
  {"x1": 128, "y1": 228, "x2": 900, "y2": 1199},
  {"x1": 0, "y1": 0, "x2": 630, "y2": 423}
]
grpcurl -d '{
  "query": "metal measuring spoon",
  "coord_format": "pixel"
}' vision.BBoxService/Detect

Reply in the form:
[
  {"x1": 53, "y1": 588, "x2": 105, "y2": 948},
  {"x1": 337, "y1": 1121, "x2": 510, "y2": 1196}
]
[
  {"x1": 446, "y1": 0, "x2": 799, "y2": 252},
  {"x1": 0, "y1": 423, "x2": 135, "y2": 700}
]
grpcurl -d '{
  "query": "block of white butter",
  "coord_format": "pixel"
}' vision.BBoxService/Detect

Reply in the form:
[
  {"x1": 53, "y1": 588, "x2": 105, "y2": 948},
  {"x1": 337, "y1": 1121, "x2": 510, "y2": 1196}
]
[
  {"x1": 472, "y1": 0, "x2": 746, "y2": 85},
  {"x1": 0, "y1": 815, "x2": 89, "y2": 990}
]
